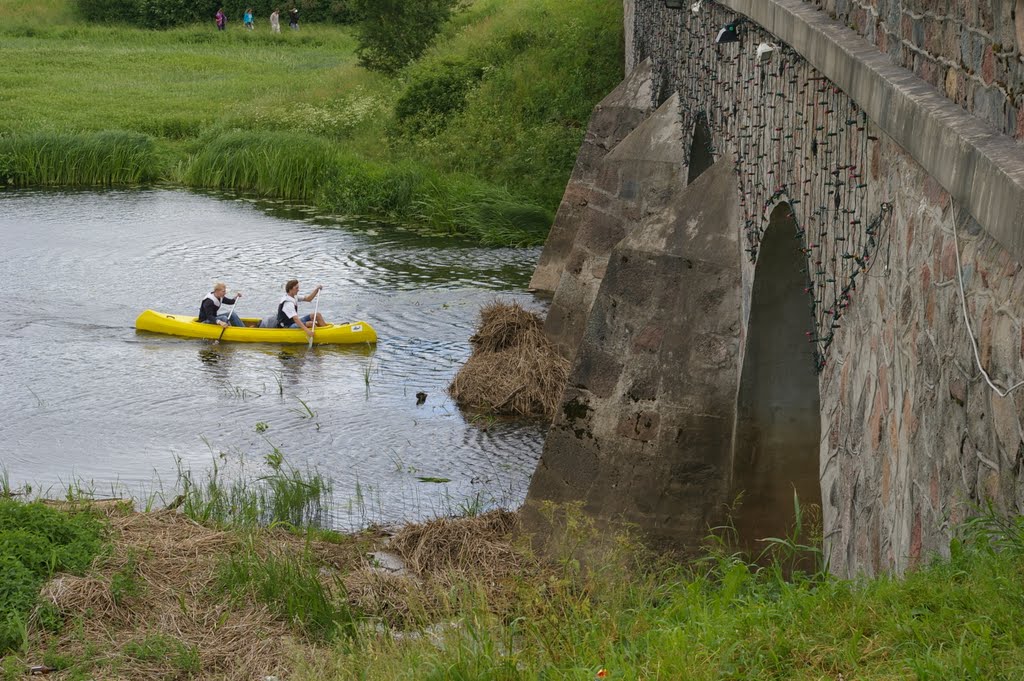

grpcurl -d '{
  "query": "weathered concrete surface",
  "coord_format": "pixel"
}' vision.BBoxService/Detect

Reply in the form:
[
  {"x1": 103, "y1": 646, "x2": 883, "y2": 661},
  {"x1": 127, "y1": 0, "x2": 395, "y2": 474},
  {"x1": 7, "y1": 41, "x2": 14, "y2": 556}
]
[
  {"x1": 528, "y1": 60, "x2": 655, "y2": 295},
  {"x1": 525, "y1": 158, "x2": 743, "y2": 552},
  {"x1": 522, "y1": 0, "x2": 1024, "y2": 575},
  {"x1": 544, "y1": 93, "x2": 685, "y2": 359},
  {"x1": 733, "y1": 203, "x2": 822, "y2": 549}
]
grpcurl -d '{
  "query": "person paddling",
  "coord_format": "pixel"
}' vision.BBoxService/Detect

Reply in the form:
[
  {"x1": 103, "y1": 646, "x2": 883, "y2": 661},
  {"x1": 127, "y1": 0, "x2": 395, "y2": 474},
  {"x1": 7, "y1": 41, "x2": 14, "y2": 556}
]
[
  {"x1": 199, "y1": 282, "x2": 244, "y2": 327},
  {"x1": 277, "y1": 279, "x2": 325, "y2": 338}
]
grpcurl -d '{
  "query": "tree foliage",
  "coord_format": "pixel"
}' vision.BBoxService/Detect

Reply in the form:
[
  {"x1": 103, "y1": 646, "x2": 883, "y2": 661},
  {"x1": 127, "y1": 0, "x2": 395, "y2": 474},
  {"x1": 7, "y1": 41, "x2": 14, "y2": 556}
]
[{"x1": 351, "y1": 0, "x2": 464, "y2": 75}]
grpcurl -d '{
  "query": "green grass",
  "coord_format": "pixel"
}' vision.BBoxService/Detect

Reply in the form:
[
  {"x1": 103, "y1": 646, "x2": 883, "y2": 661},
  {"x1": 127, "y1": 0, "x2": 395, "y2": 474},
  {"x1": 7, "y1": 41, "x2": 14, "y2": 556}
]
[
  {"x1": 123, "y1": 634, "x2": 200, "y2": 673},
  {"x1": 293, "y1": 508, "x2": 1024, "y2": 680},
  {"x1": 176, "y1": 456, "x2": 333, "y2": 529},
  {"x1": 0, "y1": 130, "x2": 159, "y2": 186},
  {"x1": 0, "y1": 500, "x2": 105, "y2": 654},
  {"x1": 0, "y1": 0, "x2": 624, "y2": 244},
  {"x1": 216, "y1": 539, "x2": 356, "y2": 642}
]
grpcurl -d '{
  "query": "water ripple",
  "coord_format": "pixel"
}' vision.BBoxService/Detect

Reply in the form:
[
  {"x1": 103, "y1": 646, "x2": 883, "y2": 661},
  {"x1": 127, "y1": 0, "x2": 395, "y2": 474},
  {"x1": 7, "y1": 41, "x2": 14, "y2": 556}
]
[{"x1": 0, "y1": 188, "x2": 545, "y2": 525}]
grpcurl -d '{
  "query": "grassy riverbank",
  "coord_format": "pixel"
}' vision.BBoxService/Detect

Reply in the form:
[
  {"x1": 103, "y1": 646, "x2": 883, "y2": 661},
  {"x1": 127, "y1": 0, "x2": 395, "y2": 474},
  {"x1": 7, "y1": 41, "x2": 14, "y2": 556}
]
[
  {"x1": 0, "y1": 0, "x2": 623, "y2": 244},
  {"x1": 3, "y1": 465, "x2": 1024, "y2": 679}
]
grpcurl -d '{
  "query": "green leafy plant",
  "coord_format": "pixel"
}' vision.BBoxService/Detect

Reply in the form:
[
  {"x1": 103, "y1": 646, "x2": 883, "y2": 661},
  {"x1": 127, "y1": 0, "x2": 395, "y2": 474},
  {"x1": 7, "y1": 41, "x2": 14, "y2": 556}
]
[
  {"x1": 351, "y1": 0, "x2": 465, "y2": 74},
  {"x1": 0, "y1": 500, "x2": 104, "y2": 654}
]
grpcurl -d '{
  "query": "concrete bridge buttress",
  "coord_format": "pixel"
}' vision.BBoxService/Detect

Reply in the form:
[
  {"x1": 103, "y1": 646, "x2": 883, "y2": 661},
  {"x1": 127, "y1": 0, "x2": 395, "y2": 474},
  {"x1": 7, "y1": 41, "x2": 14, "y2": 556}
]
[
  {"x1": 544, "y1": 94, "x2": 687, "y2": 359},
  {"x1": 528, "y1": 59, "x2": 656, "y2": 295},
  {"x1": 525, "y1": 157, "x2": 745, "y2": 551}
]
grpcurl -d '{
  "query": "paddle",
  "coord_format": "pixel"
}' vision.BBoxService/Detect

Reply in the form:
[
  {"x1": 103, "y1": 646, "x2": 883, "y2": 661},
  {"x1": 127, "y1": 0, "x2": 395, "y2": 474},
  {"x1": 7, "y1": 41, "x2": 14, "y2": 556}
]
[
  {"x1": 215, "y1": 299, "x2": 238, "y2": 344},
  {"x1": 307, "y1": 289, "x2": 321, "y2": 348}
]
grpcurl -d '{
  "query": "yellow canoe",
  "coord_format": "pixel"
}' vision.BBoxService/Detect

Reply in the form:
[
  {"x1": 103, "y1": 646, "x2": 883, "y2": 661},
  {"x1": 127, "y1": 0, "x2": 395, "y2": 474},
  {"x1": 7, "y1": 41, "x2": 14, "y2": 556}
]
[{"x1": 135, "y1": 310, "x2": 377, "y2": 345}]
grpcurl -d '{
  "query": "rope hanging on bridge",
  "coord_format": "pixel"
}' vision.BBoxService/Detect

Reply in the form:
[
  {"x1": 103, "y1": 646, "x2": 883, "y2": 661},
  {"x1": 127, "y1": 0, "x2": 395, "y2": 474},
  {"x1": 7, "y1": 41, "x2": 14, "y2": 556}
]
[{"x1": 950, "y1": 198, "x2": 1024, "y2": 397}]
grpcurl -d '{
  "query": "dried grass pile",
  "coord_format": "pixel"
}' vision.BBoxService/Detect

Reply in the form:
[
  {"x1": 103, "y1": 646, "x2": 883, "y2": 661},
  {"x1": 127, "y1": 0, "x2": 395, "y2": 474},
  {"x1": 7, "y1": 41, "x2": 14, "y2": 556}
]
[
  {"x1": 449, "y1": 300, "x2": 569, "y2": 419},
  {"x1": 389, "y1": 509, "x2": 524, "y2": 578},
  {"x1": 344, "y1": 510, "x2": 537, "y2": 627},
  {"x1": 29, "y1": 507, "x2": 364, "y2": 681}
]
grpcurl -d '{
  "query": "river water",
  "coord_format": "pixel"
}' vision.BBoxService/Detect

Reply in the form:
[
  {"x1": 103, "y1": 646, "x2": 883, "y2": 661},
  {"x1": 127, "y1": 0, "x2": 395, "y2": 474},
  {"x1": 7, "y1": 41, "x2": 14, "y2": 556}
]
[{"x1": 0, "y1": 188, "x2": 546, "y2": 528}]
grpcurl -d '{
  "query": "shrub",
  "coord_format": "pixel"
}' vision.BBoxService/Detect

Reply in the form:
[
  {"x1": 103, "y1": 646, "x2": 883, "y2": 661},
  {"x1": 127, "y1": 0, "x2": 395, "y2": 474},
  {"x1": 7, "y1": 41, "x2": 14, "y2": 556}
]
[
  {"x1": 351, "y1": 0, "x2": 464, "y2": 74},
  {"x1": 0, "y1": 501, "x2": 105, "y2": 654},
  {"x1": 75, "y1": 0, "x2": 357, "y2": 27},
  {"x1": 75, "y1": 0, "x2": 142, "y2": 24},
  {"x1": 394, "y1": 59, "x2": 485, "y2": 136}
]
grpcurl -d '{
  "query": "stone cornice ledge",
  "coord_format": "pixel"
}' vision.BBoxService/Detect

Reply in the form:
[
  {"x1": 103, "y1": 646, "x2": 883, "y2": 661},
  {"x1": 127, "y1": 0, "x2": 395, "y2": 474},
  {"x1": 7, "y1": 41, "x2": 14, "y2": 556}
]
[{"x1": 719, "y1": 0, "x2": 1024, "y2": 261}]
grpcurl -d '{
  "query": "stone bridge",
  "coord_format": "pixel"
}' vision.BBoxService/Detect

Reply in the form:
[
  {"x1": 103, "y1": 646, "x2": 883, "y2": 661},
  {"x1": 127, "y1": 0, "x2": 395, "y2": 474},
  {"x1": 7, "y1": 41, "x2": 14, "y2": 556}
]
[{"x1": 523, "y1": 0, "x2": 1024, "y2": 576}]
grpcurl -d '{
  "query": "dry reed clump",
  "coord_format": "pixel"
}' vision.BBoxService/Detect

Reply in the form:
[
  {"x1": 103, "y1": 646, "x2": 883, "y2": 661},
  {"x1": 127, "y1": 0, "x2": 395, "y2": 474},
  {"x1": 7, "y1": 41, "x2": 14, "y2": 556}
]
[
  {"x1": 344, "y1": 511, "x2": 537, "y2": 627},
  {"x1": 390, "y1": 509, "x2": 523, "y2": 577},
  {"x1": 29, "y1": 509, "x2": 361, "y2": 681},
  {"x1": 343, "y1": 569, "x2": 425, "y2": 628},
  {"x1": 449, "y1": 301, "x2": 569, "y2": 419}
]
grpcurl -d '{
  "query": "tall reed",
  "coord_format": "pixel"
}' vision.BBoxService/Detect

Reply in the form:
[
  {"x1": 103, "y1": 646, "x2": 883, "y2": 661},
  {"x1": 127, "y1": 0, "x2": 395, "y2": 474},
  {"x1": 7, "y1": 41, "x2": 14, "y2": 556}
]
[
  {"x1": 0, "y1": 131, "x2": 159, "y2": 187},
  {"x1": 179, "y1": 130, "x2": 340, "y2": 201},
  {"x1": 176, "y1": 458, "x2": 332, "y2": 529}
]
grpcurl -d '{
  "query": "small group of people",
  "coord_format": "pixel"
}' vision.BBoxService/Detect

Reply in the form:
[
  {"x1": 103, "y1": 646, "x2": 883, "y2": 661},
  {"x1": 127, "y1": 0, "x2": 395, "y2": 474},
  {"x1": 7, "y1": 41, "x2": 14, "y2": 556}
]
[
  {"x1": 199, "y1": 280, "x2": 326, "y2": 338},
  {"x1": 214, "y1": 7, "x2": 299, "y2": 32}
]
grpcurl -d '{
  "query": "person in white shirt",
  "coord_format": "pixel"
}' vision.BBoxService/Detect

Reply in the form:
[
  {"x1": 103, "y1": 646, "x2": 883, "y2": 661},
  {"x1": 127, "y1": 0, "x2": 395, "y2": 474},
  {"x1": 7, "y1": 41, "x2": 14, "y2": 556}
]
[{"x1": 275, "y1": 279, "x2": 325, "y2": 338}]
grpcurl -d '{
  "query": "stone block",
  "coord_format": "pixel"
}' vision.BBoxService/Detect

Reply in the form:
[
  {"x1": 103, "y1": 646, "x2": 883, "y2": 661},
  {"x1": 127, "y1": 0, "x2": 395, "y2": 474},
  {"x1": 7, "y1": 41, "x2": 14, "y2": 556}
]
[
  {"x1": 525, "y1": 158, "x2": 744, "y2": 552},
  {"x1": 529, "y1": 60, "x2": 655, "y2": 295}
]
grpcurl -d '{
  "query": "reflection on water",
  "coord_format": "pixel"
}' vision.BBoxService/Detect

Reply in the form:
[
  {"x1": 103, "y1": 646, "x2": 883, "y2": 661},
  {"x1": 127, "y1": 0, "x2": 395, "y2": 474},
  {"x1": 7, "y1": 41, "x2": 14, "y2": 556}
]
[{"x1": 0, "y1": 188, "x2": 546, "y2": 529}]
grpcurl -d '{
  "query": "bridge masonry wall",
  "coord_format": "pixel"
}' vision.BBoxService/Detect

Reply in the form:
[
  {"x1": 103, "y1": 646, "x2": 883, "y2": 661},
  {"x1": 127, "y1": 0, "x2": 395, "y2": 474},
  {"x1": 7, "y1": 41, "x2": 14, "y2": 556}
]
[
  {"x1": 620, "y1": 0, "x2": 1024, "y2": 575},
  {"x1": 802, "y1": 0, "x2": 1024, "y2": 141}
]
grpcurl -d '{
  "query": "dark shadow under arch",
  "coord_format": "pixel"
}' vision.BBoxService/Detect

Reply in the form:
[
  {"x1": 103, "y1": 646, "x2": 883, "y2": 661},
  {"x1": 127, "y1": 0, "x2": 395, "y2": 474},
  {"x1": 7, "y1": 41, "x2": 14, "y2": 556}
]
[
  {"x1": 687, "y1": 113, "x2": 714, "y2": 185},
  {"x1": 732, "y1": 202, "x2": 822, "y2": 553}
]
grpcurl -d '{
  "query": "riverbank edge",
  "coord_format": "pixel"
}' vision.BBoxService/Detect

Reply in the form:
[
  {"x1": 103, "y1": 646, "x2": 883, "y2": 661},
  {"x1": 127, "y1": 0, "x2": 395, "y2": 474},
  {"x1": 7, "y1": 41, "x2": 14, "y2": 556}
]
[
  {"x1": 0, "y1": 129, "x2": 553, "y2": 246},
  {"x1": 4, "y1": 493, "x2": 1024, "y2": 679}
]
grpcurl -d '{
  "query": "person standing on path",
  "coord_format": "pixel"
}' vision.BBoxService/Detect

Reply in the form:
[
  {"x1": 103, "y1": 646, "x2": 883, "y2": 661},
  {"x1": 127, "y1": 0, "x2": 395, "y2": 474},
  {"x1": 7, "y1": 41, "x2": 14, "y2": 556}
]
[
  {"x1": 270, "y1": 9, "x2": 280, "y2": 33},
  {"x1": 288, "y1": 7, "x2": 299, "y2": 30},
  {"x1": 243, "y1": 7, "x2": 254, "y2": 30},
  {"x1": 215, "y1": 7, "x2": 226, "y2": 31}
]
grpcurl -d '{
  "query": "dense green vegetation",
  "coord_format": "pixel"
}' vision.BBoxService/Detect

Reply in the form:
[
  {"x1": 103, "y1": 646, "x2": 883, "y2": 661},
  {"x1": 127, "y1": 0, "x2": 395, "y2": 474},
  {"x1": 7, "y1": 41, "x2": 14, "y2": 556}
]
[
  {"x1": 351, "y1": 0, "x2": 462, "y2": 74},
  {"x1": 299, "y1": 510, "x2": 1024, "y2": 680},
  {"x1": 0, "y1": 0, "x2": 624, "y2": 244},
  {"x1": 4, "y1": 462, "x2": 1024, "y2": 679},
  {"x1": 0, "y1": 500, "x2": 104, "y2": 654}
]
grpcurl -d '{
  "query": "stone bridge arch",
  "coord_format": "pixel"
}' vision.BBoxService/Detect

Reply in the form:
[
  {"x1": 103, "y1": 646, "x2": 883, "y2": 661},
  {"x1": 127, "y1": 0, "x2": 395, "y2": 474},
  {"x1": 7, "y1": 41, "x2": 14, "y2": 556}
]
[
  {"x1": 526, "y1": 0, "x2": 1024, "y2": 576},
  {"x1": 732, "y1": 201, "x2": 821, "y2": 550}
]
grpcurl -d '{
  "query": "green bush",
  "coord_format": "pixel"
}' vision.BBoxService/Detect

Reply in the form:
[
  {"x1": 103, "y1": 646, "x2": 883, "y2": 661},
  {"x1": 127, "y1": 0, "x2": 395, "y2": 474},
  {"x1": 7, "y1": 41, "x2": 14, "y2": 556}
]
[
  {"x1": 75, "y1": 0, "x2": 357, "y2": 27},
  {"x1": 394, "y1": 59, "x2": 485, "y2": 136},
  {"x1": 352, "y1": 0, "x2": 463, "y2": 74},
  {"x1": 75, "y1": 0, "x2": 142, "y2": 24},
  {"x1": 0, "y1": 501, "x2": 105, "y2": 654}
]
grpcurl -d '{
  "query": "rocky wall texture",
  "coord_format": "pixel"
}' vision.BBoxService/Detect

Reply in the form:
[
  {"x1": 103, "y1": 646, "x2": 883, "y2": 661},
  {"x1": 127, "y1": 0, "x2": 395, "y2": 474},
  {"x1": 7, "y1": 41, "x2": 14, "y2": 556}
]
[
  {"x1": 820, "y1": 138, "x2": 1024, "y2": 575},
  {"x1": 801, "y1": 0, "x2": 1024, "y2": 140},
  {"x1": 544, "y1": 94, "x2": 686, "y2": 358},
  {"x1": 526, "y1": 158, "x2": 745, "y2": 552},
  {"x1": 621, "y1": 0, "x2": 1024, "y2": 574},
  {"x1": 633, "y1": 0, "x2": 890, "y2": 372}
]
